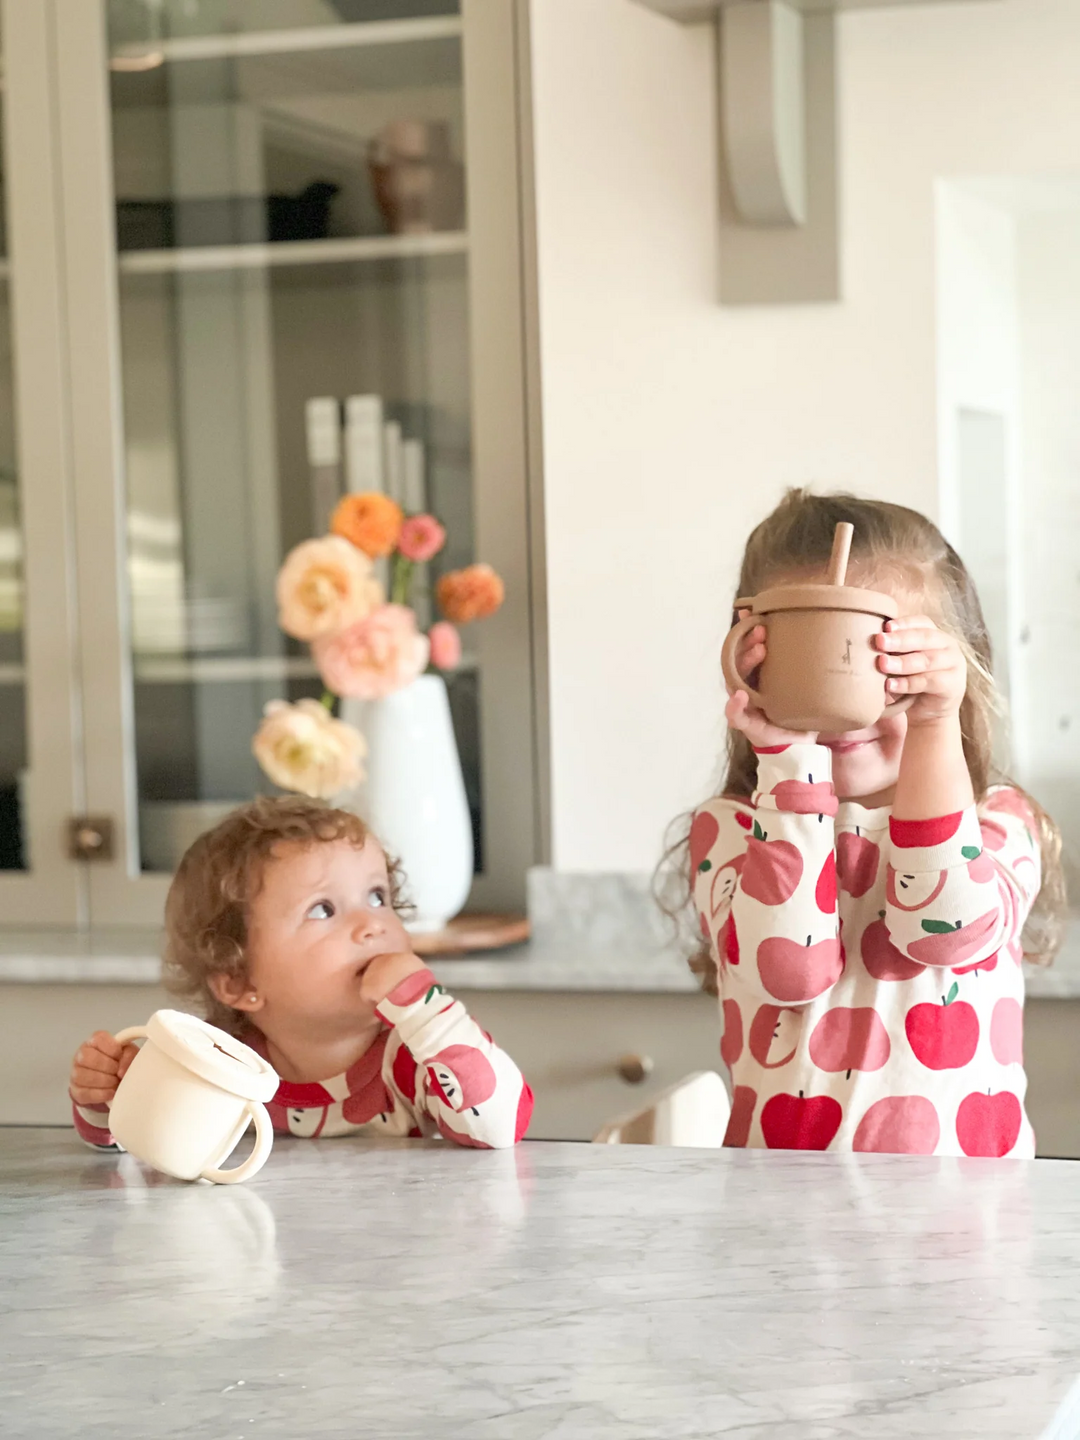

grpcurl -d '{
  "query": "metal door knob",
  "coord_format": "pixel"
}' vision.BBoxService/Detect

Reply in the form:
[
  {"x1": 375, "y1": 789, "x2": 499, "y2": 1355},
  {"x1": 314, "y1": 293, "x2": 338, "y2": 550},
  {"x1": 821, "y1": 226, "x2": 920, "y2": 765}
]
[
  {"x1": 68, "y1": 816, "x2": 115, "y2": 862},
  {"x1": 616, "y1": 1053, "x2": 654, "y2": 1085}
]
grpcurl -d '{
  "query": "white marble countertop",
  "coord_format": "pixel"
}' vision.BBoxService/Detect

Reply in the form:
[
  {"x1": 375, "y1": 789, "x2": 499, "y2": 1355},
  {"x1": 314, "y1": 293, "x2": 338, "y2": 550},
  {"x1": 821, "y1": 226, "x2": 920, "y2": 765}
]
[{"x1": 2, "y1": 1129, "x2": 1080, "y2": 1438}]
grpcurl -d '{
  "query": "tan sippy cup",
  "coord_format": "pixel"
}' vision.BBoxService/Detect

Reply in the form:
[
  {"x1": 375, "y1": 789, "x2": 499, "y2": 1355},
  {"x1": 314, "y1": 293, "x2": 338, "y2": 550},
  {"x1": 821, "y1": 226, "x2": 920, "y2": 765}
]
[{"x1": 720, "y1": 522, "x2": 914, "y2": 734}]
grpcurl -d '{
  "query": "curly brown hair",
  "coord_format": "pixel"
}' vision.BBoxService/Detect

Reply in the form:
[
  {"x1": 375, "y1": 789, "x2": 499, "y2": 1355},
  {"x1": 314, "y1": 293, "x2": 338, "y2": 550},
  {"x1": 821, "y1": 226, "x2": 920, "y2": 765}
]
[
  {"x1": 162, "y1": 795, "x2": 408, "y2": 1035},
  {"x1": 659, "y1": 488, "x2": 1066, "y2": 993}
]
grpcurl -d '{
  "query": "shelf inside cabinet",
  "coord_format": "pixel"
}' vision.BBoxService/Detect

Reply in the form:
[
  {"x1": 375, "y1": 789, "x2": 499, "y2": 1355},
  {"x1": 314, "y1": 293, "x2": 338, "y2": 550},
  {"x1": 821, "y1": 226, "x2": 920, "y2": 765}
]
[
  {"x1": 132, "y1": 655, "x2": 320, "y2": 684},
  {"x1": 129, "y1": 655, "x2": 479, "y2": 684},
  {"x1": 117, "y1": 230, "x2": 468, "y2": 276},
  {"x1": 109, "y1": 16, "x2": 463, "y2": 71}
]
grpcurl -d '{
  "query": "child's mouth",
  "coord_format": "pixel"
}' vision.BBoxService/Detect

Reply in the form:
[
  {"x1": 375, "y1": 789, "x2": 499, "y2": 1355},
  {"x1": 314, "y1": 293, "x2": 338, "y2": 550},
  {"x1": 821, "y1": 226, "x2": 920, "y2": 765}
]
[{"x1": 821, "y1": 735, "x2": 877, "y2": 755}]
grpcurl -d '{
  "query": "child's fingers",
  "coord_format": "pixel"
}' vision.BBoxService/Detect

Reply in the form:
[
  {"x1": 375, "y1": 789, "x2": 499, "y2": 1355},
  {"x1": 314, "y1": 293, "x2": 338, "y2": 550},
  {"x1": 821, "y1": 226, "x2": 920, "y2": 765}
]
[
  {"x1": 71, "y1": 1059, "x2": 118, "y2": 1086},
  {"x1": 886, "y1": 665, "x2": 961, "y2": 695},
  {"x1": 879, "y1": 650, "x2": 964, "y2": 678},
  {"x1": 84, "y1": 1030, "x2": 125, "y2": 1061},
  {"x1": 70, "y1": 1083, "x2": 118, "y2": 1104},
  {"x1": 877, "y1": 626, "x2": 952, "y2": 654},
  {"x1": 735, "y1": 624, "x2": 765, "y2": 652},
  {"x1": 70, "y1": 1067, "x2": 119, "y2": 1095},
  {"x1": 116, "y1": 1044, "x2": 139, "y2": 1079},
  {"x1": 724, "y1": 690, "x2": 753, "y2": 731},
  {"x1": 73, "y1": 1044, "x2": 121, "y2": 1076},
  {"x1": 734, "y1": 625, "x2": 766, "y2": 679},
  {"x1": 878, "y1": 651, "x2": 933, "y2": 676},
  {"x1": 882, "y1": 613, "x2": 938, "y2": 634},
  {"x1": 886, "y1": 674, "x2": 930, "y2": 694}
]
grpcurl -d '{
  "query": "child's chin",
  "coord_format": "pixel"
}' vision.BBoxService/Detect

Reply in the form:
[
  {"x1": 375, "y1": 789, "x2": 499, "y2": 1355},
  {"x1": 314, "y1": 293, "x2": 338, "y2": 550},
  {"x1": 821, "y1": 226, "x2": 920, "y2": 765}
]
[{"x1": 831, "y1": 748, "x2": 890, "y2": 798}]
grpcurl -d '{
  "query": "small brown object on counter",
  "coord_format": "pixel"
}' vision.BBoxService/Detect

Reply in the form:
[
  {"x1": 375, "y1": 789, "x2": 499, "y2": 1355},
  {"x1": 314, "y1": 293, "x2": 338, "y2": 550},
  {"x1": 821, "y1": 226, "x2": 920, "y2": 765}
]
[{"x1": 409, "y1": 913, "x2": 530, "y2": 958}]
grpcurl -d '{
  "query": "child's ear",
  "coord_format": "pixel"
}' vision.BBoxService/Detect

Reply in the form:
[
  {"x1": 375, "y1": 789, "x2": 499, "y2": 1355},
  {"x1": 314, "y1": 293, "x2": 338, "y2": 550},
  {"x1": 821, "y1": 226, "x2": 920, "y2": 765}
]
[{"x1": 208, "y1": 972, "x2": 264, "y2": 1014}]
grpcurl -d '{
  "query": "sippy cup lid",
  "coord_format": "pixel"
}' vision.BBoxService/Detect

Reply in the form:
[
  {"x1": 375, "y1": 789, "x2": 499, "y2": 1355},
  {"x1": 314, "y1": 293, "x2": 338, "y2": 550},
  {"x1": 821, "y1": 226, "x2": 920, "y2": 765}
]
[
  {"x1": 736, "y1": 583, "x2": 900, "y2": 619},
  {"x1": 145, "y1": 1010, "x2": 279, "y2": 1102},
  {"x1": 734, "y1": 520, "x2": 898, "y2": 620}
]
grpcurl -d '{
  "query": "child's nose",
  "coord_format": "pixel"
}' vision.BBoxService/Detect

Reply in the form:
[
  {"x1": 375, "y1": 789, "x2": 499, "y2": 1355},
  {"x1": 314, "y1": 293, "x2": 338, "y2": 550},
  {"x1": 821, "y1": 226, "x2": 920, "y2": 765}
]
[{"x1": 351, "y1": 908, "x2": 385, "y2": 941}]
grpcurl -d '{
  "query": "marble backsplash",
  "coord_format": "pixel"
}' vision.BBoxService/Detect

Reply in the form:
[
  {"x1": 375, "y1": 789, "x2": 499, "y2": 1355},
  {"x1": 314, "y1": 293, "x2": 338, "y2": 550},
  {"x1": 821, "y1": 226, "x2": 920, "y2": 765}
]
[{"x1": 527, "y1": 867, "x2": 685, "y2": 954}]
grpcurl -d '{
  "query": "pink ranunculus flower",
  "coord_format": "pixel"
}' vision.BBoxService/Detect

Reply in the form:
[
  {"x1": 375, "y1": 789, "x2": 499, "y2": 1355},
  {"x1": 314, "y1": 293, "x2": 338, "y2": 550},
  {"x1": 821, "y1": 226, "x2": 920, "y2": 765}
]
[
  {"x1": 397, "y1": 514, "x2": 447, "y2": 563},
  {"x1": 428, "y1": 621, "x2": 462, "y2": 672},
  {"x1": 276, "y1": 535, "x2": 383, "y2": 642},
  {"x1": 313, "y1": 603, "x2": 430, "y2": 700},
  {"x1": 252, "y1": 699, "x2": 366, "y2": 799}
]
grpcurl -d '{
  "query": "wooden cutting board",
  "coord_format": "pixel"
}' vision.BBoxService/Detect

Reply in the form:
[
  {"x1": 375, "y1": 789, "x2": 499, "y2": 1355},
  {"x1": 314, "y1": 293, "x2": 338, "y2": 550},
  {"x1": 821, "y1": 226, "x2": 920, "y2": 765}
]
[{"x1": 409, "y1": 913, "x2": 530, "y2": 958}]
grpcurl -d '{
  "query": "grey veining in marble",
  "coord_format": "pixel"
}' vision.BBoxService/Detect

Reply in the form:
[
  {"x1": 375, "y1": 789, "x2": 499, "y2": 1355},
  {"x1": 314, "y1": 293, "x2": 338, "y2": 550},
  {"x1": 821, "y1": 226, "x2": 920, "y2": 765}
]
[
  {"x1": 2, "y1": 1130, "x2": 1080, "y2": 1438},
  {"x1": 1, "y1": 866, "x2": 1078, "y2": 997}
]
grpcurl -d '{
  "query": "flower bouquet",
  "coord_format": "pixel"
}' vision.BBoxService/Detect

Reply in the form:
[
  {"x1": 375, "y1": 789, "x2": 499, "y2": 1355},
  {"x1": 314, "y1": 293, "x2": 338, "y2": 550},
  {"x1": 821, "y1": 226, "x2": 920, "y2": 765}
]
[{"x1": 254, "y1": 492, "x2": 504, "y2": 801}]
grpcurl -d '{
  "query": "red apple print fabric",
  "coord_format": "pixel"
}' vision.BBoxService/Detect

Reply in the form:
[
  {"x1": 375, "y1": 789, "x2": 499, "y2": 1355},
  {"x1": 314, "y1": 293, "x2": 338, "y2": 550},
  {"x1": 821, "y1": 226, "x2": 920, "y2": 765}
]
[
  {"x1": 691, "y1": 745, "x2": 1039, "y2": 1158},
  {"x1": 72, "y1": 970, "x2": 533, "y2": 1153}
]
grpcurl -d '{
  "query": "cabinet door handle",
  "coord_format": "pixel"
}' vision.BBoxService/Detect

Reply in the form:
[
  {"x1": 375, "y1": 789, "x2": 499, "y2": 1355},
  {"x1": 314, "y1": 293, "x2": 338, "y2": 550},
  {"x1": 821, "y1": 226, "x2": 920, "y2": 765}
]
[
  {"x1": 68, "y1": 817, "x2": 115, "y2": 862},
  {"x1": 617, "y1": 1053, "x2": 654, "y2": 1085}
]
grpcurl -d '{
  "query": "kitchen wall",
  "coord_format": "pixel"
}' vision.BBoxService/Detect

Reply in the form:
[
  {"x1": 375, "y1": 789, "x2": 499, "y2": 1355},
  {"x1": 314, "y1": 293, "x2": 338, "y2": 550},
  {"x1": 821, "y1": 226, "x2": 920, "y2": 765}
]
[
  {"x1": 528, "y1": 0, "x2": 1080, "y2": 873},
  {"x1": 934, "y1": 183, "x2": 1022, "y2": 763},
  {"x1": 1016, "y1": 206, "x2": 1080, "y2": 880}
]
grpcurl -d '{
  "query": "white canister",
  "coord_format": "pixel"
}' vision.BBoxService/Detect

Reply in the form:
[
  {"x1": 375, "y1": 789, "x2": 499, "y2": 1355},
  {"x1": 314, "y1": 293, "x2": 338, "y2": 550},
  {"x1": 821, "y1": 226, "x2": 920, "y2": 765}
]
[{"x1": 109, "y1": 1011, "x2": 279, "y2": 1185}]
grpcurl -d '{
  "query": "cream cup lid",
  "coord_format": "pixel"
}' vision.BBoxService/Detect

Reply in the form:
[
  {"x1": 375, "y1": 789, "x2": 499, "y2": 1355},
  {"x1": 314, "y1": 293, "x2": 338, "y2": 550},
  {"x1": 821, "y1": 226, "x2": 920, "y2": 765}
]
[{"x1": 145, "y1": 1010, "x2": 279, "y2": 1103}]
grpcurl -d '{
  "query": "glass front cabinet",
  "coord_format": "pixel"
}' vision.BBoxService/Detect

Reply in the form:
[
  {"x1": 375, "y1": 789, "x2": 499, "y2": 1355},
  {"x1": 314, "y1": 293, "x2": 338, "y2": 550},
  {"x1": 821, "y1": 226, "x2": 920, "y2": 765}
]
[{"x1": 0, "y1": 0, "x2": 545, "y2": 931}]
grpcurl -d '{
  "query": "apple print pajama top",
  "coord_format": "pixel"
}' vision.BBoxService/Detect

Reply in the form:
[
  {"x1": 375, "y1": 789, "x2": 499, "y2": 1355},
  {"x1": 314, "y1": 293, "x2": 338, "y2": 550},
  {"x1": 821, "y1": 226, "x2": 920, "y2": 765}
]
[
  {"x1": 72, "y1": 968, "x2": 534, "y2": 1153},
  {"x1": 692, "y1": 744, "x2": 1041, "y2": 1157}
]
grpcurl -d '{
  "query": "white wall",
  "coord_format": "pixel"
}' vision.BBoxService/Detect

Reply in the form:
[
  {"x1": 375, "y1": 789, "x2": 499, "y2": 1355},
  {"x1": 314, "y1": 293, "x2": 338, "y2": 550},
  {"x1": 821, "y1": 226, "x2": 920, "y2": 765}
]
[
  {"x1": 1017, "y1": 208, "x2": 1080, "y2": 879},
  {"x1": 934, "y1": 184, "x2": 1023, "y2": 764},
  {"x1": 528, "y1": 0, "x2": 1080, "y2": 872}
]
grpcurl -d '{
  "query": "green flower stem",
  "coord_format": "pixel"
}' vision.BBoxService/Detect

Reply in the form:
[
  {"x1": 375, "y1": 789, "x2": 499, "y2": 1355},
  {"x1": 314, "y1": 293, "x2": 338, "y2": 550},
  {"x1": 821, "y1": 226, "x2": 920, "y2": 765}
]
[
  {"x1": 391, "y1": 553, "x2": 415, "y2": 607},
  {"x1": 320, "y1": 690, "x2": 336, "y2": 712}
]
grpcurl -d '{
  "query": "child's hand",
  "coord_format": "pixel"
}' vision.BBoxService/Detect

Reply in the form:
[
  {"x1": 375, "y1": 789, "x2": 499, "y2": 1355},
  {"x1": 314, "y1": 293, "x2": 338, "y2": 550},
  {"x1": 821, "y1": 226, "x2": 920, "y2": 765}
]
[
  {"x1": 69, "y1": 1031, "x2": 138, "y2": 1106},
  {"x1": 876, "y1": 615, "x2": 966, "y2": 727},
  {"x1": 726, "y1": 612, "x2": 818, "y2": 749},
  {"x1": 359, "y1": 951, "x2": 428, "y2": 1007}
]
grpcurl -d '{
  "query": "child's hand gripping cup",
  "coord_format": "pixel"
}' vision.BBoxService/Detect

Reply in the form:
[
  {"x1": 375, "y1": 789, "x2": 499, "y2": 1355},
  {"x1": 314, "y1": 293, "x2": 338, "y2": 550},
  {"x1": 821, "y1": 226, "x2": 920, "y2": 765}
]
[
  {"x1": 720, "y1": 521, "x2": 915, "y2": 733},
  {"x1": 108, "y1": 1010, "x2": 280, "y2": 1184}
]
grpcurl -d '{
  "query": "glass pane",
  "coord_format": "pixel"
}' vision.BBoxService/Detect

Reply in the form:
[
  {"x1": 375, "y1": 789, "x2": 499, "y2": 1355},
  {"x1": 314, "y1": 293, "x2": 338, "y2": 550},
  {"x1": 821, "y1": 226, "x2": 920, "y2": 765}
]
[
  {"x1": 0, "y1": 20, "x2": 27, "y2": 872},
  {"x1": 107, "y1": 3, "x2": 480, "y2": 873}
]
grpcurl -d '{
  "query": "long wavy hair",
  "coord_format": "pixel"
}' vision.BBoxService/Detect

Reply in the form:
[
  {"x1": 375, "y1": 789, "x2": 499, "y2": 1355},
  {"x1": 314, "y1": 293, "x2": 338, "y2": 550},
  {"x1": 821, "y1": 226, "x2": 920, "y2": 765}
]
[{"x1": 661, "y1": 488, "x2": 1066, "y2": 994}]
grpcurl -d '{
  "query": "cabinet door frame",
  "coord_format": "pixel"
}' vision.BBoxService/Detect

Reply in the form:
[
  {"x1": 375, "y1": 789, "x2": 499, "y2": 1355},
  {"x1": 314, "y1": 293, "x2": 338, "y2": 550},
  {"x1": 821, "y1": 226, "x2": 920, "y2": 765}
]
[
  {"x1": 49, "y1": 0, "x2": 548, "y2": 928},
  {"x1": 0, "y1": 0, "x2": 86, "y2": 927},
  {"x1": 52, "y1": 0, "x2": 152, "y2": 926},
  {"x1": 461, "y1": 0, "x2": 550, "y2": 909}
]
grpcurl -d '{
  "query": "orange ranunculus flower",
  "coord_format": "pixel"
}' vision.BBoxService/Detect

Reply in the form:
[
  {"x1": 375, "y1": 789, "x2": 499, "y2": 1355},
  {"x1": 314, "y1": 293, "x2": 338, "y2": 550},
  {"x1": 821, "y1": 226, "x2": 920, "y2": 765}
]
[
  {"x1": 436, "y1": 563, "x2": 505, "y2": 624},
  {"x1": 331, "y1": 492, "x2": 404, "y2": 559}
]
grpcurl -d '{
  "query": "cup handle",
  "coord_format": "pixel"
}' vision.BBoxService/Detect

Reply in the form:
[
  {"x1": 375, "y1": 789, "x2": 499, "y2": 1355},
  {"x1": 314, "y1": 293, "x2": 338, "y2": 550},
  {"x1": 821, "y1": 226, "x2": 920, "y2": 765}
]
[
  {"x1": 200, "y1": 1102, "x2": 273, "y2": 1186},
  {"x1": 721, "y1": 612, "x2": 767, "y2": 709},
  {"x1": 113, "y1": 1025, "x2": 149, "y2": 1047},
  {"x1": 884, "y1": 693, "x2": 915, "y2": 716}
]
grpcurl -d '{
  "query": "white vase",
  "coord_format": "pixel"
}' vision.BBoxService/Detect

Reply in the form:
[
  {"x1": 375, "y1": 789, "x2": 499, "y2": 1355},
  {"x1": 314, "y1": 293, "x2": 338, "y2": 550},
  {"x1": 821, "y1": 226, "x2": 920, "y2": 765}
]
[{"x1": 339, "y1": 674, "x2": 474, "y2": 933}]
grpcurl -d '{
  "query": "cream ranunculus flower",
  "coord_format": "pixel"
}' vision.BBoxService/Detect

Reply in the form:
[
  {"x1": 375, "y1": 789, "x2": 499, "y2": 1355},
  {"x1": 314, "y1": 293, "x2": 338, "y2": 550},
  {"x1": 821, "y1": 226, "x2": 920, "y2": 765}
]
[
  {"x1": 252, "y1": 699, "x2": 366, "y2": 799},
  {"x1": 276, "y1": 535, "x2": 383, "y2": 642}
]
